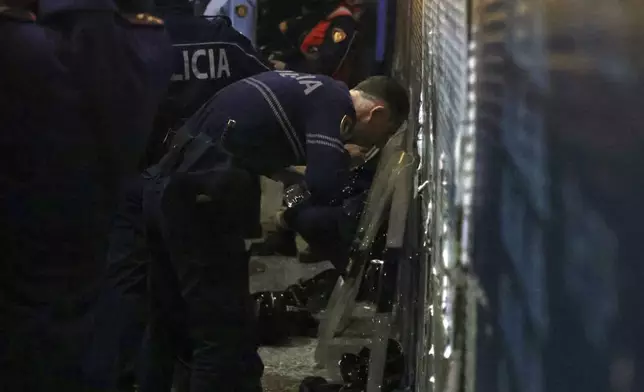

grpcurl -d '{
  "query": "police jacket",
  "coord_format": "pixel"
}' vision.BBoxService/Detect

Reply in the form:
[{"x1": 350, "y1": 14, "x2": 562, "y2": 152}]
[
  {"x1": 0, "y1": 0, "x2": 173, "y2": 312},
  {"x1": 176, "y1": 70, "x2": 355, "y2": 206},
  {"x1": 278, "y1": 4, "x2": 357, "y2": 80},
  {"x1": 145, "y1": 13, "x2": 272, "y2": 167}
]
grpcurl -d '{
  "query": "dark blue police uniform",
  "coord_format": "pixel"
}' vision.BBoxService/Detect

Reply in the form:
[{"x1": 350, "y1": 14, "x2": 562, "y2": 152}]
[
  {"x1": 146, "y1": 13, "x2": 272, "y2": 166},
  {"x1": 141, "y1": 70, "x2": 356, "y2": 392},
  {"x1": 0, "y1": 0, "x2": 173, "y2": 390},
  {"x1": 83, "y1": 9, "x2": 273, "y2": 392}
]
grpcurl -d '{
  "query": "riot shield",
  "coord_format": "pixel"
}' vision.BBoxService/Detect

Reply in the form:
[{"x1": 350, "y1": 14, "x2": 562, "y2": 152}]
[{"x1": 314, "y1": 129, "x2": 415, "y2": 371}]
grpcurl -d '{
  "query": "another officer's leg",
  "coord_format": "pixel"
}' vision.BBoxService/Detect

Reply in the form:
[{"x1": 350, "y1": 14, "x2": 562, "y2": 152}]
[
  {"x1": 139, "y1": 243, "x2": 187, "y2": 392},
  {"x1": 138, "y1": 178, "x2": 187, "y2": 392},
  {"x1": 162, "y1": 171, "x2": 263, "y2": 392},
  {"x1": 84, "y1": 178, "x2": 150, "y2": 390},
  {"x1": 2, "y1": 295, "x2": 95, "y2": 391},
  {"x1": 247, "y1": 174, "x2": 264, "y2": 239}
]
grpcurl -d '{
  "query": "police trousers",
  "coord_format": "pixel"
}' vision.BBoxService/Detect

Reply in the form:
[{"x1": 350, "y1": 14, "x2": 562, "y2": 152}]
[
  {"x1": 83, "y1": 177, "x2": 150, "y2": 390},
  {"x1": 139, "y1": 164, "x2": 263, "y2": 392},
  {"x1": 1, "y1": 300, "x2": 95, "y2": 392}
]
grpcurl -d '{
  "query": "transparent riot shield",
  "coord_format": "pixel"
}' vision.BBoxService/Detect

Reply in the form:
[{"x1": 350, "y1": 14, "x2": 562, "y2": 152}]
[
  {"x1": 364, "y1": 151, "x2": 415, "y2": 392},
  {"x1": 314, "y1": 129, "x2": 415, "y2": 379}
]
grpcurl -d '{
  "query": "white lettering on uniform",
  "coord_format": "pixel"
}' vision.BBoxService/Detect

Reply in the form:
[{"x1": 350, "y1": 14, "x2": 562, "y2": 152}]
[
  {"x1": 192, "y1": 49, "x2": 208, "y2": 79},
  {"x1": 171, "y1": 48, "x2": 232, "y2": 81},
  {"x1": 217, "y1": 48, "x2": 230, "y2": 78},
  {"x1": 277, "y1": 70, "x2": 323, "y2": 95}
]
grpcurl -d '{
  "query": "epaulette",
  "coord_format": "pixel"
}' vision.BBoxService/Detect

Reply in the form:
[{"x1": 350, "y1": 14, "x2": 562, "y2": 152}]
[
  {"x1": 209, "y1": 15, "x2": 232, "y2": 27},
  {"x1": 123, "y1": 13, "x2": 164, "y2": 27},
  {"x1": 0, "y1": 5, "x2": 36, "y2": 22}
]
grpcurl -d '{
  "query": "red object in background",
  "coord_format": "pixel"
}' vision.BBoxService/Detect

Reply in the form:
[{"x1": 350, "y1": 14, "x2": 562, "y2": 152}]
[
  {"x1": 298, "y1": 4, "x2": 356, "y2": 84},
  {"x1": 299, "y1": 6, "x2": 353, "y2": 55}
]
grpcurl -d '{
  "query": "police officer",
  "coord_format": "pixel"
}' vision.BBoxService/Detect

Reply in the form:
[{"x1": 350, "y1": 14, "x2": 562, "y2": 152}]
[
  {"x1": 0, "y1": 0, "x2": 173, "y2": 389},
  {"x1": 140, "y1": 71, "x2": 408, "y2": 392},
  {"x1": 83, "y1": 0, "x2": 272, "y2": 390},
  {"x1": 146, "y1": 0, "x2": 272, "y2": 166},
  {"x1": 269, "y1": 1, "x2": 359, "y2": 84}
]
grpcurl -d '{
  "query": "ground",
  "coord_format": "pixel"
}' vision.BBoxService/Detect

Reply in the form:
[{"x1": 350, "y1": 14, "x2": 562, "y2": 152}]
[{"x1": 251, "y1": 255, "x2": 375, "y2": 392}]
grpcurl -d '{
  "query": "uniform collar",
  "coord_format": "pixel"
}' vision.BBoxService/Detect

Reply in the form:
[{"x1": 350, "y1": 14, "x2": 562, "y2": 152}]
[{"x1": 38, "y1": 0, "x2": 116, "y2": 19}]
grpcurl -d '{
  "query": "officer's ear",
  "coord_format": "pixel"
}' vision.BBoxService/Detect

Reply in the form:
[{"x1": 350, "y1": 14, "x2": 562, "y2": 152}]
[{"x1": 367, "y1": 105, "x2": 389, "y2": 125}]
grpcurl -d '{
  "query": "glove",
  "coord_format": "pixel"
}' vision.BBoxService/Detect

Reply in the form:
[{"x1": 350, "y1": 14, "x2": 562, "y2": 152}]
[{"x1": 283, "y1": 183, "x2": 311, "y2": 208}]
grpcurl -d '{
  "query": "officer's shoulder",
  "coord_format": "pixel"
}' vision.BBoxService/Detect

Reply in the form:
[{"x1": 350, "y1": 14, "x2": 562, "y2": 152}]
[
  {"x1": 208, "y1": 15, "x2": 233, "y2": 27},
  {"x1": 121, "y1": 13, "x2": 164, "y2": 27},
  {"x1": 0, "y1": 6, "x2": 36, "y2": 23}
]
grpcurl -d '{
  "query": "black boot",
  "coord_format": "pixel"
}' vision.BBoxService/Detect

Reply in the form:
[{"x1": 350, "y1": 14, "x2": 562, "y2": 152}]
[
  {"x1": 253, "y1": 290, "x2": 299, "y2": 345},
  {"x1": 253, "y1": 288, "x2": 322, "y2": 346},
  {"x1": 285, "y1": 269, "x2": 341, "y2": 312},
  {"x1": 338, "y1": 339, "x2": 405, "y2": 392},
  {"x1": 299, "y1": 376, "x2": 344, "y2": 392},
  {"x1": 250, "y1": 228, "x2": 298, "y2": 257},
  {"x1": 252, "y1": 269, "x2": 341, "y2": 346}
]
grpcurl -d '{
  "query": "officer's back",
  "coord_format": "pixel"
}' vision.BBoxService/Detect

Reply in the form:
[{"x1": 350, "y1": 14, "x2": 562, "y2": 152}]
[
  {"x1": 0, "y1": 0, "x2": 173, "y2": 388},
  {"x1": 145, "y1": 3, "x2": 271, "y2": 166},
  {"x1": 179, "y1": 70, "x2": 355, "y2": 206}
]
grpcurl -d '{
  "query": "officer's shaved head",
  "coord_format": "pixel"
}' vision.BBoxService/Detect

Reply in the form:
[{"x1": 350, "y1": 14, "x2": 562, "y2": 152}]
[{"x1": 349, "y1": 76, "x2": 409, "y2": 147}]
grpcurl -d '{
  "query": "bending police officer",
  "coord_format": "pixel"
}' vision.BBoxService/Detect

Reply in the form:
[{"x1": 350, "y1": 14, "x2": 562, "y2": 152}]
[{"x1": 140, "y1": 71, "x2": 409, "y2": 392}]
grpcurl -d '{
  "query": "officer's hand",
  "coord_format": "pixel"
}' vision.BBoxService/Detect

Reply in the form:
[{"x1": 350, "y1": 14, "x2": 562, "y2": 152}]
[
  {"x1": 270, "y1": 60, "x2": 287, "y2": 70},
  {"x1": 345, "y1": 144, "x2": 369, "y2": 167}
]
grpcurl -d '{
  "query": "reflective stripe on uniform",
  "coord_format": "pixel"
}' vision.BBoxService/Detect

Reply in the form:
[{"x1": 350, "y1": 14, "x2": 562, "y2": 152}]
[
  {"x1": 241, "y1": 78, "x2": 305, "y2": 161},
  {"x1": 305, "y1": 133, "x2": 346, "y2": 155}
]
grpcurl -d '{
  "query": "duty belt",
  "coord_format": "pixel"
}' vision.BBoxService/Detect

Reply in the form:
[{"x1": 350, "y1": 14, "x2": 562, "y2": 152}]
[{"x1": 144, "y1": 119, "x2": 237, "y2": 179}]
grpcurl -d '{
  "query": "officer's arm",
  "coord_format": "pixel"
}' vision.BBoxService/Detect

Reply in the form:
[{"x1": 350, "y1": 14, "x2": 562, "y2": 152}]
[
  {"x1": 301, "y1": 107, "x2": 351, "y2": 205},
  {"x1": 288, "y1": 16, "x2": 356, "y2": 76},
  {"x1": 282, "y1": 109, "x2": 350, "y2": 230},
  {"x1": 286, "y1": 190, "x2": 368, "y2": 258}
]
